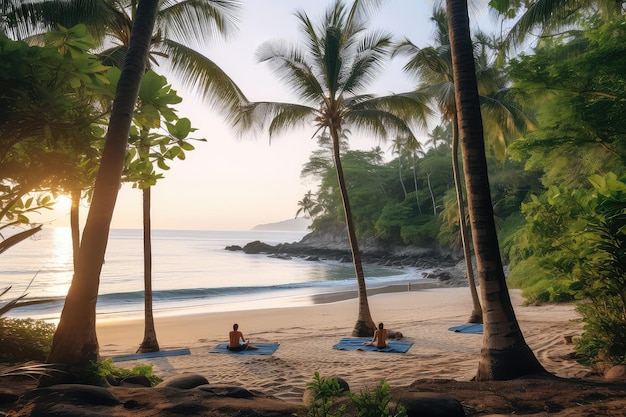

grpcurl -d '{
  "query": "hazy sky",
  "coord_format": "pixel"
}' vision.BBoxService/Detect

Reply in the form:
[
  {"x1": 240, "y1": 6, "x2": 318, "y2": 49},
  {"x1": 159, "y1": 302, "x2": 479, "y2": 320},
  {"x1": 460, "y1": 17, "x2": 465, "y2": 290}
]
[{"x1": 39, "y1": 0, "x2": 495, "y2": 231}]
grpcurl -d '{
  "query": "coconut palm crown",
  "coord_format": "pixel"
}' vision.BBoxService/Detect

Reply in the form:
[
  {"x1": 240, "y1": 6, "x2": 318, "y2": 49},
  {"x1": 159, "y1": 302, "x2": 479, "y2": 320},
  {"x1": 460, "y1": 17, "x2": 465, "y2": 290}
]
[{"x1": 234, "y1": 0, "x2": 430, "y2": 336}]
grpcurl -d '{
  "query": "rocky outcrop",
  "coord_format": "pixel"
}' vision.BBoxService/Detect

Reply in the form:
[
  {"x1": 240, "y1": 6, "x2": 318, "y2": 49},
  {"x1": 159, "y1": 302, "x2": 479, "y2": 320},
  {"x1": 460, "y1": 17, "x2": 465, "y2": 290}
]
[{"x1": 227, "y1": 233, "x2": 460, "y2": 270}]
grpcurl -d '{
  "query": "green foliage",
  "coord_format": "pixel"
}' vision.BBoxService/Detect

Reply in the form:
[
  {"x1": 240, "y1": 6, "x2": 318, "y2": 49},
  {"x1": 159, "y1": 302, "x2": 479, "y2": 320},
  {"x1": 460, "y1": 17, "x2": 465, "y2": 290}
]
[
  {"x1": 511, "y1": 173, "x2": 626, "y2": 365},
  {"x1": 348, "y1": 380, "x2": 407, "y2": 417},
  {"x1": 305, "y1": 373, "x2": 406, "y2": 417},
  {"x1": 0, "y1": 318, "x2": 56, "y2": 362},
  {"x1": 0, "y1": 26, "x2": 111, "y2": 227},
  {"x1": 306, "y1": 372, "x2": 347, "y2": 417},
  {"x1": 508, "y1": 17, "x2": 626, "y2": 187},
  {"x1": 89, "y1": 359, "x2": 162, "y2": 386},
  {"x1": 124, "y1": 70, "x2": 203, "y2": 189}
]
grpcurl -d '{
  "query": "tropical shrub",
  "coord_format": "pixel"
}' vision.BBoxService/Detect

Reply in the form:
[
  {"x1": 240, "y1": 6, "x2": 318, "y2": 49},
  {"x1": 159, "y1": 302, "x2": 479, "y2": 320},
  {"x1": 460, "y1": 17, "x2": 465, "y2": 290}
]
[
  {"x1": 89, "y1": 358, "x2": 162, "y2": 385},
  {"x1": 511, "y1": 173, "x2": 626, "y2": 365},
  {"x1": 305, "y1": 372, "x2": 407, "y2": 417},
  {"x1": 0, "y1": 317, "x2": 56, "y2": 362}
]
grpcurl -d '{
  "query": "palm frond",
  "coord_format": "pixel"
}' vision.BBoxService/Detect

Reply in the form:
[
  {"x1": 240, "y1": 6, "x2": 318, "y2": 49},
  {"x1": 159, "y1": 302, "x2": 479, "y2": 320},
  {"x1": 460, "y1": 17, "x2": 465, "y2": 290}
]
[
  {"x1": 157, "y1": 40, "x2": 247, "y2": 118},
  {"x1": 342, "y1": 29, "x2": 393, "y2": 94},
  {"x1": 256, "y1": 41, "x2": 325, "y2": 105},
  {"x1": 156, "y1": 0, "x2": 241, "y2": 47},
  {"x1": 0, "y1": 225, "x2": 42, "y2": 255},
  {"x1": 353, "y1": 92, "x2": 432, "y2": 129},
  {"x1": 3, "y1": 0, "x2": 121, "y2": 44},
  {"x1": 503, "y1": 0, "x2": 586, "y2": 51},
  {"x1": 233, "y1": 101, "x2": 316, "y2": 139}
]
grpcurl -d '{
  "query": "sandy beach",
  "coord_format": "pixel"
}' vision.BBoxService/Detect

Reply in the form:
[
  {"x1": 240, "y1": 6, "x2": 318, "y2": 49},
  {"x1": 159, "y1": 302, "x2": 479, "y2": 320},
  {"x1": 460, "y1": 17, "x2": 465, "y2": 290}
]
[{"x1": 96, "y1": 286, "x2": 589, "y2": 403}]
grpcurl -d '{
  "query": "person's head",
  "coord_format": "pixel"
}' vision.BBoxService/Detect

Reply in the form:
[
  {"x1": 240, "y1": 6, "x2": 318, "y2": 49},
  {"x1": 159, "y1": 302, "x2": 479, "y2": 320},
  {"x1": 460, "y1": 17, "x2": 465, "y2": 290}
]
[
  {"x1": 233, "y1": 323, "x2": 239, "y2": 330},
  {"x1": 378, "y1": 322, "x2": 384, "y2": 330}
]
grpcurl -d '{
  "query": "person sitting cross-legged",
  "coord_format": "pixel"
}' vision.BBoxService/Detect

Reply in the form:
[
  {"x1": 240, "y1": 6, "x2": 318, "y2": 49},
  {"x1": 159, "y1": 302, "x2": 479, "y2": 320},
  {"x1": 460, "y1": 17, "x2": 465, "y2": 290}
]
[{"x1": 228, "y1": 323, "x2": 258, "y2": 351}]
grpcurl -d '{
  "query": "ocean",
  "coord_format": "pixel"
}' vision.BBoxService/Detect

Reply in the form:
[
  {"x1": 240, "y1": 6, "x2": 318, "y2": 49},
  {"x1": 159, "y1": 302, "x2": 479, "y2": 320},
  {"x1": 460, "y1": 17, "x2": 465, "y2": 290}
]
[{"x1": 1, "y1": 227, "x2": 431, "y2": 323}]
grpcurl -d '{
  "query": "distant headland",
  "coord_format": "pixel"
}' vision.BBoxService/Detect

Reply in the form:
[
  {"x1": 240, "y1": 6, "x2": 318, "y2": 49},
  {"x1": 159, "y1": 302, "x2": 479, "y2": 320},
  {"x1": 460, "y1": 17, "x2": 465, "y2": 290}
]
[{"x1": 251, "y1": 217, "x2": 312, "y2": 232}]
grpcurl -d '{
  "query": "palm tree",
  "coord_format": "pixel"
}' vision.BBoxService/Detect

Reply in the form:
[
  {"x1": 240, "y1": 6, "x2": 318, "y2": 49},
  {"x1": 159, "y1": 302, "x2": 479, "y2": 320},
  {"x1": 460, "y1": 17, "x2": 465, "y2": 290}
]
[
  {"x1": 4, "y1": 0, "x2": 244, "y2": 354},
  {"x1": 45, "y1": 0, "x2": 159, "y2": 374},
  {"x1": 296, "y1": 190, "x2": 318, "y2": 220},
  {"x1": 446, "y1": 0, "x2": 547, "y2": 380},
  {"x1": 395, "y1": 7, "x2": 484, "y2": 322},
  {"x1": 234, "y1": 0, "x2": 429, "y2": 336}
]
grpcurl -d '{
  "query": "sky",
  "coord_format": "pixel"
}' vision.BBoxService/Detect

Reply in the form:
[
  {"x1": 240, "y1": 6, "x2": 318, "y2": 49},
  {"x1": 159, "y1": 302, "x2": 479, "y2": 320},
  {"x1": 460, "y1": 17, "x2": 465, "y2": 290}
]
[{"x1": 39, "y1": 0, "x2": 496, "y2": 231}]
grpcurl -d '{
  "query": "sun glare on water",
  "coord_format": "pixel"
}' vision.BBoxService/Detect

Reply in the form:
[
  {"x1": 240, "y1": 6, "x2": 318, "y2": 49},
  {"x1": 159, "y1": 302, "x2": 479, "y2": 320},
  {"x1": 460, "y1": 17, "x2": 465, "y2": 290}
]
[{"x1": 43, "y1": 227, "x2": 74, "y2": 298}]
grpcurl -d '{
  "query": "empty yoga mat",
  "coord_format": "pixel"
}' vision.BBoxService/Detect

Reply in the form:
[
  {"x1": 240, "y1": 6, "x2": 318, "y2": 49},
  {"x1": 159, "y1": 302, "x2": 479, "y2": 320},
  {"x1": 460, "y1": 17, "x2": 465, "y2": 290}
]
[
  {"x1": 332, "y1": 338, "x2": 413, "y2": 353},
  {"x1": 448, "y1": 323, "x2": 483, "y2": 334},
  {"x1": 210, "y1": 342, "x2": 280, "y2": 355},
  {"x1": 112, "y1": 348, "x2": 191, "y2": 362}
]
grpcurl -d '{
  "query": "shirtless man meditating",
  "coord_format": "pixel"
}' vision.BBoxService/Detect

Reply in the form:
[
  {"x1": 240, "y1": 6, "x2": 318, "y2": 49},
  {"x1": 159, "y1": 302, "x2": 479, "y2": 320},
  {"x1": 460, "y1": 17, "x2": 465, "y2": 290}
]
[
  {"x1": 363, "y1": 322, "x2": 388, "y2": 348},
  {"x1": 228, "y1": 323, "x2": 258, "y2": 351}
]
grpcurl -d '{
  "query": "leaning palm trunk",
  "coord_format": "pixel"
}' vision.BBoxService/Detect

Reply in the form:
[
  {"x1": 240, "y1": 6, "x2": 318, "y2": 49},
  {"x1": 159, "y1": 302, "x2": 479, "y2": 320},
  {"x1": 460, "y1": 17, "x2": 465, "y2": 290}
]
[
  {"x1": 137, "y1": 186, "x2": 159, "y2": 353},
  {"x1": 451, "y1": 115, "x2": 482, "y2": 323},
  {"x1": 331, "y1": 127, "x2": 375, "y2": 337},
  {"x1": 45, "y1": 0, "x2": 159, "y2": 375},
  {"x1": 446, "y1": 0, "x2": 546, "y2": 379},
  {"x1": 70, "y1": 188, "x2": 80, "y2": 271}
]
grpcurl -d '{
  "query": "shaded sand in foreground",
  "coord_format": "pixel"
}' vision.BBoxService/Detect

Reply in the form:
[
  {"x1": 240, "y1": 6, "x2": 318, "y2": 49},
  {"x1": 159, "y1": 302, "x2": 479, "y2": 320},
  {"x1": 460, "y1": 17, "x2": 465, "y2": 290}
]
[{"x1": 97, "y1": 287, "x2": 589, "y2": 403}]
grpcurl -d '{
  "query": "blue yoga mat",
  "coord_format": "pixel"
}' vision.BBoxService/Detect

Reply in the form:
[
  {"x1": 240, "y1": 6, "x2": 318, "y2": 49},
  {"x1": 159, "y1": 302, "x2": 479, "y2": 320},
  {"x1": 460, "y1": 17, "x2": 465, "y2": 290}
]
[
  {"x1": 332, "y1": 338, "x2": 413, "y2": 353},
  {"x1": 448, "y1": 323, "x2": 483, "y2": 334},
  {"x1": 210, "y1": 342, "x2": 280, "y2": 355},
  {"x1": 111, "y1": 348, "x2": 191, "y2": 362}
]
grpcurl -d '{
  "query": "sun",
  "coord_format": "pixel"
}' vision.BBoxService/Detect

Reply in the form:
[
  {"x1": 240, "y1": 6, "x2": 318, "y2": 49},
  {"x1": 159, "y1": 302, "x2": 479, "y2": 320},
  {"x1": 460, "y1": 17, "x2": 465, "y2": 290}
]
[{"x1": 54, "y1": 195, "x2": 73, "y2": 215}]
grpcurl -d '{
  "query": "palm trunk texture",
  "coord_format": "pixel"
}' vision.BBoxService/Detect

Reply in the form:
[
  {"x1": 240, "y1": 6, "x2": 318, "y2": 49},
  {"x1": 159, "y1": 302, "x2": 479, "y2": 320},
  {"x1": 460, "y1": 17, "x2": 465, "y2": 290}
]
[
  {"x1": 44, "y1": 0, "x2": 159, "y2": 378},
  {"x1": 138, "y1": 186, "x2": 159, "y2": 353},
  {"x1": 330, "y1": 127, "x2": 376, "y2": 337},
  {"x1": 446, "y1": 0, "x2": 546, "y2": 379},
  {"x1": 452, "y1": 115, "x2": 482, "y2": 323}
]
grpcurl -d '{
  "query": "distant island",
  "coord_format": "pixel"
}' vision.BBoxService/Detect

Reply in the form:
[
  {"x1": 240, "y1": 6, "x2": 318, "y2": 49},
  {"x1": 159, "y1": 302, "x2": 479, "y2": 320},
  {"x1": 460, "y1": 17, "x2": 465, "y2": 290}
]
[{"x1": 251, "y1": 217, "x2": 312, "y2": 232}]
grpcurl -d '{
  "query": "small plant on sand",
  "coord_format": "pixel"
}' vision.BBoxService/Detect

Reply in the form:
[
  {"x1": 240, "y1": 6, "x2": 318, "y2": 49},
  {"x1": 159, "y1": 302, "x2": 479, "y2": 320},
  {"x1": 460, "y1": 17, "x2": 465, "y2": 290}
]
[
  {"x1": 348, "y1": 379, "x2": 406, "y2": 417},
  {"x1": 306, "y1": 372, "x2": 347, "y2": 417},
  {"x1": 306, "y1": 373, "x2": 406, "y2": 417},
  {"x1": 89, "y1": 359, "x2": 162, "y2": 385}
]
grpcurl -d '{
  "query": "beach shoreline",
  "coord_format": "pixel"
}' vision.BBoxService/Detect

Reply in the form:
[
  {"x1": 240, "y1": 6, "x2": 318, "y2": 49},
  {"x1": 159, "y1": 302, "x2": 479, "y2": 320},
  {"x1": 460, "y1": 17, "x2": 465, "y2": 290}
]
[{"x1": 96, "y1": 285, "x2": 590, "y2": 404}]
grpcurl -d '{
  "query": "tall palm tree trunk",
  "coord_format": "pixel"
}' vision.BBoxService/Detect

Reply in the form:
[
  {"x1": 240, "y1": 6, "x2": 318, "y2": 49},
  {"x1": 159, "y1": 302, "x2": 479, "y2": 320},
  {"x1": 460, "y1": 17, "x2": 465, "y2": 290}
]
[
  {"x1": 411, "y1": 153, "x2": 422, "y2": 215},
  {"x1": 45, "y1": 0, "x2": 159, "y2": 376},
  {"x1": 452, "y1": 115, "x2": 482, "y2": 323},
  {"x1": 330, "y1": 127, "x2": 375, "y2": 337},
  {"x1": 137, "y1": 186, "x2": 159, "y2": 352},
  {"x1": 446, "y1": 0, "x2": 546, "y2": 380},
  {"x1": 70, "y1": 188, "x2": 81, "y2": 271}
]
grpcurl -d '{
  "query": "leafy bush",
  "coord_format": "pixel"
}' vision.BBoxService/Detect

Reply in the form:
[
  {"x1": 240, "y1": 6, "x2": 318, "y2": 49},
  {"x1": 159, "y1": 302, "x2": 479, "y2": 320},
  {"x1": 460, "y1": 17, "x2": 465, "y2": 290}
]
[
  {"x1": 348, "y1": 379, "x2": 407, "y2": 417},
  {"x1": 306, "y1": 372, "x2": 347, "y2": 417},
  {"x1": 512, "y1": 173, "x2": 626, "y2": 365},
  {"x1": 0, "y1": 317, "x2": 55, "y2": 362},
  {"x1": 89, "y1": 358, "x2": 162, "y2": 385},
  {"x1": 305, "y1": 372, "x2": 406, "y2": 417}
]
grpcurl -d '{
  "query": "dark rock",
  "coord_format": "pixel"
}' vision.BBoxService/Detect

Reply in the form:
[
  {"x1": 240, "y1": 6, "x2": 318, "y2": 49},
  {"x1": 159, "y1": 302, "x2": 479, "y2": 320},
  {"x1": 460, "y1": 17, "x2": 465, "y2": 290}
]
[
  {"x1": 242, "y1": 240, "x2": 278, "y2": 254},
  {"x1": 21, "y1": 384, "x2": 120, "y2": 406},
  {"x1": 120, "y1": 375, "x2": 152, "y2": 387},
  {"x1": 196, "y1": 384, "x2": 255, "y2": 398},
  {"x1": 395, "y1": 392, "x2": 466, "y2": 417},
  {"x1": 105, "y1": 374, "x2": 120, "y2": 386},
  {"x1": 157, "y1": 373, "x2": 208, "y2": 389},
  {"x1": 224, "y1": 245, "x2": 242, "y2": 251}
]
